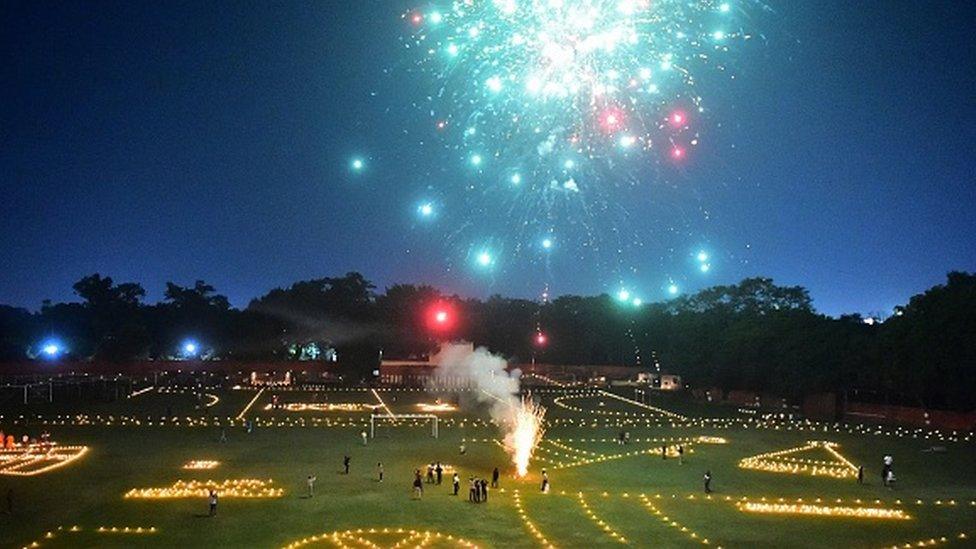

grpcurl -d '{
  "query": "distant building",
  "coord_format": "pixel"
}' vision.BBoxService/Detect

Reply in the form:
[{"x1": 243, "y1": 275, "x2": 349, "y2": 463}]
[
  {"x1": 379, "y1": 342, "x2": 474, "y2": 387},
  {"x1": 634, "y1": 372, "x2": 683, "y2": 391}
]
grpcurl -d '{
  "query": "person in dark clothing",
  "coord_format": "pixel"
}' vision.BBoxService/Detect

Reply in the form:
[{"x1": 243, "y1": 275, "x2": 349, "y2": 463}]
[
  {"x1": 413, "y1": 476, "x2": 423, "y2": 499},
  {"x1": 857, "y1": 466, "x2": 864, "y2": 485},
  {"x1": 662, "y1": 444, "x2": 667, "y2": 460},
  {"x1": 480, "y1": 478, "x2": 488, "y2": 502},
  {"x1": 468, "y1": 478, "x2": 477, "y2": 502},
  {"x1": 677, "y1": 445, "x2": 684, "y2": 465},
  {"x1": 208, "y1": 490, "x2": 218, "y2": 516},
  {"x1": 344, "y1": 456, "x2": 350, "y2": 475},
  {"x1": 452, "y1": 472, "x2": 460, "y2": 495},
  {"x1": 491, "y1": 467, "x2": 500, "y2": 488},
  {"x1": 703, "y1": 471, "x2": 712, "y2": 494},
  {"x1": 426, "y1": 464, "x2": 434, "y2": 484},
  {"x1": 435, "y1": 462, "x2": 443, "y2": 485}
]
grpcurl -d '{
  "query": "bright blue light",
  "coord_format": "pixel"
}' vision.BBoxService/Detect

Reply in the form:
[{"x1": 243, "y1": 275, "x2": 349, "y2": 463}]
[
  {"x1": 697, "y1": 251, "x2": 709, "y2": 262},
  {"x1": 617, "y1": 289, "x2": 631, "y2": 302},
  {"x1": 446, "y1": 43, "x2": 459, "y2": 57},
  {"x1": 700, "y1": 263, "x2": 711, "y2": 273},
  {"x1": 668, "y1": 284, "x2": 680, "y2": 295},
  {"x1": 350, "y1": 157, "x2": 364, "y2": 171},
  {"x1": 541, "y1": 238, "x2": 553, "y2": 250},
  {"x1": 419, "y1": 202, "x2": 434, "y2": 217},
  {"x1": 476, "y1": 251, "x2": 492, "y2": 267},
  {"x1": 632, "y1": 297, "x2": 643, "y2": 307},
  {"x1": 712, "y1": 30, "x2": 726, "y2": 40},
  {"x1": 510, "y1": 173, "x2": 522, "y2": 185},
  {"x1": 719, "y1": 3, "x2": 731, "y2": 13},
  {"x1": 182, "y1": 340, "x2": 199, "y2": 356},
  {"x1": 470, "y1": 154, "x2": 483, "y2": 166},
  {"x1": 563, "y1": 159, "x2": 575, "y2": 170},
  {"x1": 429, "y1": 11, "x2": 443, "y2": 24},
  {"x1": 42, "y1": 343, "x2": 61, "y2": 357}
]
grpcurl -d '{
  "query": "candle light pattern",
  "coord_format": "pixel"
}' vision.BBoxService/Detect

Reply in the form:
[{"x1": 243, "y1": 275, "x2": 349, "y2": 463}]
[
  {"x1": 264, "y1": 403, "x2": 382, "y2": 413},
  {"x1": 124, "y1": 478, "x2": 283, "y2": 499},
  {"x1": 182, "y1": 460, "x2": 219, "y2": 470},
  {"x1": 738, "y1": 440, "x2": 859, "y2": 479},
  {"x1": 3, "y1": 383, "x2": 970, "y2": 445},
  {"x1": 638, "y1": 494, "x2": 714, "y2": 546},
  {"x1": 0, "y1": 443, "x2": 89, "y2": 476},
  {"x1": 156, "y1": 387, "x2": 220, "y2": 407},
  {"x1": 552, "y1": 390, "x2": 684, "y2": 419},
  {"x1": 280, "y1": 527, "x2": 480, "y2": 549},
  {"x1": 577, "y1": 492, "x2": 627, "y2": 543},
  {"x1": 415, "y1": 402, "x2": 459, "y2": 413},
  {"x1": 2, "y1": 383, "x2": 974, "y2": 548},
  {"x1": 882, "y1": 532, "x2": 968, "y2": 549},
  {"x1": 18, "y1": 524, "x2": 156, "y2": 549},
  {"x1": 513, "y1": 489, "x2": 556, "y2": 548},
  {"x1": 736, "y1": 501, "x2": 910, "y2": 520}
]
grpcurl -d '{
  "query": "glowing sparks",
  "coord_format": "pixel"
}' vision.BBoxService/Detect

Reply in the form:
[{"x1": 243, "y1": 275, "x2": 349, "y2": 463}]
[
  {"x1": 504, "y1": 396, "x2": 547, "y2": 477},
  {"x1": 403, "y1": 0, "x2": 753, "y2": 273}
]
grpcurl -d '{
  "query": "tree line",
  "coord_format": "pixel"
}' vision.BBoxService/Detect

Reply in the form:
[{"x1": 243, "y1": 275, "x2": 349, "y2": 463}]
[{"x1": 0, "y1": 271, "x2": 973, "y2": 411}]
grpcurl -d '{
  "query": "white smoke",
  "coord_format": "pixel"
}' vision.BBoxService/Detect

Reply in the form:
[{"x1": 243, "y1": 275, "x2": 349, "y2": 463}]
[
  {"x1": 436, "y1": 343, "x2": 521, "y2": 424},
  {"x1": 436, "y1": 343, "x2": 545, "y2": 476}
]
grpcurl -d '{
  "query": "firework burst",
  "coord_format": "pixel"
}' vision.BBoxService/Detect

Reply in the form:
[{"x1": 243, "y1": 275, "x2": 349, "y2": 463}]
[{"x1": 403, "y1": 0, "x2": 750, "y2": 276}]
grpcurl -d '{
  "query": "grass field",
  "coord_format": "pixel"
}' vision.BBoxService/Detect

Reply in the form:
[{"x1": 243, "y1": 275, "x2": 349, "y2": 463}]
[{"x1": 0, "y1": 382, "x2": 973, "y2": 548}]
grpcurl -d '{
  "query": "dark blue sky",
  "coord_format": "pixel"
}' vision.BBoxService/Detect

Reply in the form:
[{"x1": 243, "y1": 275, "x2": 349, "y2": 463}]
[{"x1": 2, "y1": 1, "x2": 974, "y2": 316}]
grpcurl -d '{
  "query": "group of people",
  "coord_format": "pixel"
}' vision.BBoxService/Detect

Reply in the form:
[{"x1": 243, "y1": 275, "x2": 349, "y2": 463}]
[
  {"x1": 0, "y1": 430, "x2": 51, "y2": 449},
  {"x1": 468, "y1": 477, "x2": 489, "y2": 502},
  {"x1": 424, "y1": 462, "x2": 445, "y2": 484},
  {"x1": 463, "y1": 467, "x2": 499, "y2": 502}
]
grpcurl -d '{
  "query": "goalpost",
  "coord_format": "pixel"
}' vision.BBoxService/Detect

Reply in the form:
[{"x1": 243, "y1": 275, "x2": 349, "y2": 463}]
[{"x1": 370, "y1": 413, "x2": 439, "y2": 438}]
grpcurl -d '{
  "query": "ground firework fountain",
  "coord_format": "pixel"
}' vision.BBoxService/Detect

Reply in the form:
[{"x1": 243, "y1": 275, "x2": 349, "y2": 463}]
[
  {"x1": 436, "y1": 344, "x2": 547, "y2": 476},
  {"x1": 505, "y1": 396, "x2": 547, "y2": 477}
]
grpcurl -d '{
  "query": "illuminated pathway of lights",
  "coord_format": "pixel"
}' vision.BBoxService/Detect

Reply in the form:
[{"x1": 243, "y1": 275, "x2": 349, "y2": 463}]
[
  {"x1": 596, "y1": 389, "x2": 687, "y2": 420},
  {"x1": 126, "y1": 385, "x2": 155, "y2": 399},
  {"x1": 235, "y1": 387, "x2": 265, "y2": 420},
  {"x1": 371, "y1": 388, "x2": 399, "y2": 423},
  {"x1": 513, "y1": 489, "x2": 556, "y2": 548},
  {"x1": 577, "y1": 492, "x2": 627, "y2": 544},
  {"x1": 638, "y1": 493, "x2": 715, "y2": 546},
  {"x1": 18, "y1": 525, "x2": 157, "y2": 549},
  {"x1": 280, "y1": 527, "x2": 480, "y2": 549}
]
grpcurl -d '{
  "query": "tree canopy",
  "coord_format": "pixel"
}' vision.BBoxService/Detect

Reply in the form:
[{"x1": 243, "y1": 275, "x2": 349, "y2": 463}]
[{"x1": 1, "y1": 272, "x2": 973, "y2": 410}]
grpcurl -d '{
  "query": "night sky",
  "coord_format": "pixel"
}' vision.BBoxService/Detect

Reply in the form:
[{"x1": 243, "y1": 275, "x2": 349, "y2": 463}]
[{"x1": 2, "y1": 1, "x2": 974, "y2": 316}]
